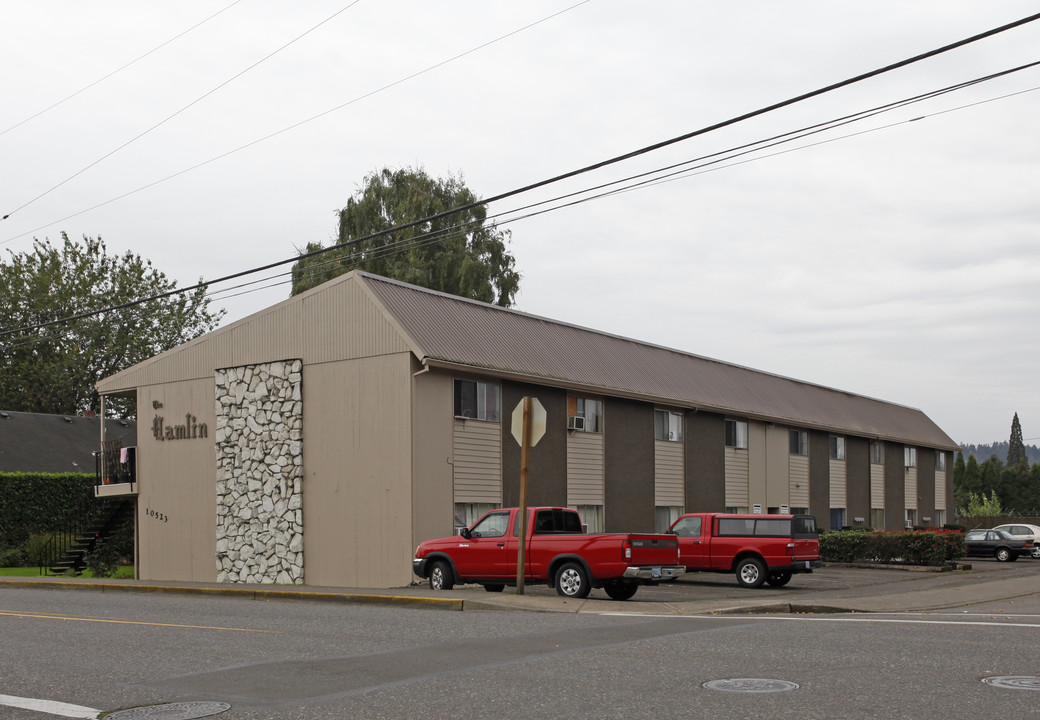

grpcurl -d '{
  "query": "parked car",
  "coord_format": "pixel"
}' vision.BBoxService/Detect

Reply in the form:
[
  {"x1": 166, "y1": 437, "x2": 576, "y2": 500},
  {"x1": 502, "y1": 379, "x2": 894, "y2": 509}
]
[
  {"x1": 667, "y1": 512, "x2": 820, "y2": 588},
  {"x1": 963, "y1": 529, "x2": 1033, "y2": 561},
  {"x1": 413, "y1": 506, "x2": 686, "y2": 600},
  {"x1": 991, "y1": 524, "x2": 1040, "y2": 558}
]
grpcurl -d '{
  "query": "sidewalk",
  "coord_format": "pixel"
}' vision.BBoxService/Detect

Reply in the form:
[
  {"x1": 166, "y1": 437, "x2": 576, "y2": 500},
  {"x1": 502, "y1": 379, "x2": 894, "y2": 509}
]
[{"x1": 3, "y1": 565, "x2": 1038, "y2": 616}]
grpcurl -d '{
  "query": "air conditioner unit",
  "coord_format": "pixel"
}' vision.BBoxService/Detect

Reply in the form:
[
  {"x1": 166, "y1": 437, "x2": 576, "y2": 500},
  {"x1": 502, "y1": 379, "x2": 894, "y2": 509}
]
[{"x1": 567, "y1": 416, "x2": 585, "y2": 431}]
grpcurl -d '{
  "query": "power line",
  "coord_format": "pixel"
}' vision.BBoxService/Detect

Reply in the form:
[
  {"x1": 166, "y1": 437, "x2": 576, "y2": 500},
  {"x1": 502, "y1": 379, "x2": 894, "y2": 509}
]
[
  {"x1": 1, "y1": 0, "x2": 593, "y2": 246},
  {"x1": 2, "y1": 12, "x2": 1039, "y2": 341},
  {"x1": 0, "y1": 1, "x2": 244, "y2": 139},
  {"x1": 1, "y1": 0, "x2": 364, "y2": 222}
]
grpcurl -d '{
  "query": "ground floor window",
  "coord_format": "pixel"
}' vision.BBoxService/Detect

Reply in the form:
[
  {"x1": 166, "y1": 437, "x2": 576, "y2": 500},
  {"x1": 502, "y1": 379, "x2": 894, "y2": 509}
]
[
  {"x1": 905, "y1": 509, "x2": 917, "y2": 528},
  {"x1": 654, "y1": 506, "x2": 683, "y2": 532},
  {"x1": 573, "y1": 505, "x2": 603, "y2": 533},
  {"x1": 830, "y1": 508, "x2": 845, "y2": 530},
  {"x1": 789, "y1": 507, "x2": 809, "y2": 515},
  {"x1": 934, "y1": 509, "x2": 946, "y2": 527},
  {"x1": 725, "y1": 506, "x2": 749, "y2": 514},
  {"x1": 454, "y1": 502, "x2": 499, "y2": 533},
  {"x1": 870, "y1": 509, "x2": 885, "y2": 530}
]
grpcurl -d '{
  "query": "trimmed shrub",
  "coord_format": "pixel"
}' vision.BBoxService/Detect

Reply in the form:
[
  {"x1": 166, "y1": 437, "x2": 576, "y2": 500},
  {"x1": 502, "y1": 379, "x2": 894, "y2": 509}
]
[
  {"x1": 820, "y1": 529, "x2": 965, "y2": 566},
  {"x1": 0, "y1": 473, "x2": 96, "y2": 547}
]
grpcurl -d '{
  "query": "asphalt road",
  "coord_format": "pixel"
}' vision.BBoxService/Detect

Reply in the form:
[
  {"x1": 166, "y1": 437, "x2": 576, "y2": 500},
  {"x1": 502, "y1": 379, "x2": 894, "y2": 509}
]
[{"x1": 2, "y1": 561, "x2": 1039, "y2": 719}]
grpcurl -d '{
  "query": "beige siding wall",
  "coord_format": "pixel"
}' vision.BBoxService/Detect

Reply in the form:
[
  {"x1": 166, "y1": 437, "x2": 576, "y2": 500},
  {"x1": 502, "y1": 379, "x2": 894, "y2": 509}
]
[
  {"x1": 905, "y1": 467, "x2": 918, "y2": 510},
  {"x1": 829, "y1": 459, "x2": 847, "y2": 508},
  {"x1": 748, "y1": 423, "x2": 767, "y2": 509},
  {"x1": 765, "y1": 424, "x2": 790, "y2": 509},
  {"x1": 98, "y1": 275, "x2": 411, "y2": 392},
  {"x1": 302, "y1": 353, "x2": 413, "y2": 588},
  {"x1": 412, "y1": 368, "x2": 454, "y2": 544},
  {"x1": 871, "y1": 464, "x2": 885, "y2": 509},
  {"x1": 137, "y1": 379, "x2": 218, "y2": 582},
  {"x1": 654, "y1": 440, "x2": 684, "y2": 506},
  {"x1": 452, "y1": 419, "x2": 502, "y2": 503},
  {"x1": 935, "y1": 469, "x2": 947, "y2": 510},
  {"x1": 789, "y1": 455, "x2": 809, "y2": 508},
  {"x1": 725, "y1": 448, "x2": 749, "y2": 508},
  {"x1": 567, "y1": 432, "x2": 604, "y2": 505}
]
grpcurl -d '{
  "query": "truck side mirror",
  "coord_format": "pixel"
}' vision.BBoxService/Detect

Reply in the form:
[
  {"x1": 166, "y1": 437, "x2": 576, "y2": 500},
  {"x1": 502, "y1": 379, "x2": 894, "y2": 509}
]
[{"x1": 459, "y1": 528, "x2": 472, "y2": 539}]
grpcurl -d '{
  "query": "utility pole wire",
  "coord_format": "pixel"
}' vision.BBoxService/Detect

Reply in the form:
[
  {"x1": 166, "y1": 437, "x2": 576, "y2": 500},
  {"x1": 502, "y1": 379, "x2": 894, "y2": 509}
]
[{"x1": 2, "y1": 11, "x2": 1038, "y2": 340}]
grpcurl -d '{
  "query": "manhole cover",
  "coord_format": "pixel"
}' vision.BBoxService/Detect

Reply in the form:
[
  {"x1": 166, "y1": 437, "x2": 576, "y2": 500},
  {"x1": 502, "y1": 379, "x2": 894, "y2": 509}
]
[
  {"x1": 703, "y1": 678, "x2": 799, "y2": 693},
  {"x1": 982, "y1": 676, "x2": 1040, "y2": 691},
  {"x1": 106, "y1": 701, "x2": 231, "y2": 719}
]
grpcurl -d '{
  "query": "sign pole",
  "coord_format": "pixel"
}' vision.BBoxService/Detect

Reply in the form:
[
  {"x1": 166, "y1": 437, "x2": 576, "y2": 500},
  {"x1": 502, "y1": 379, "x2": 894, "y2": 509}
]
[{"x1": 516, "y1": 396, "x2": 531, "y2": 595}]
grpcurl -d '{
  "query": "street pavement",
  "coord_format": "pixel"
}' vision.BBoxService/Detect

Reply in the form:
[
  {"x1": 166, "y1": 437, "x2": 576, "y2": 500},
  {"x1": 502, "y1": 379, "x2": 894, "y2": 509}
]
[{"x1": 3, "y1": 557, "x2": 1039, "y2": 616}]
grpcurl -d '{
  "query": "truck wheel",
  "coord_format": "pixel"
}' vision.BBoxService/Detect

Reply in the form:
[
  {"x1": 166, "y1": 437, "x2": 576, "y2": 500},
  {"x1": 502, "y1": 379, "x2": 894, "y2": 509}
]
[
  {"x1": 555, "y1": 562, "x2": 591, "y2": 599},
  {"x1": 428, "y1": 560, "x2": 455, "y2": 590},
  {"x1": 736, "y1": 557, "x2": 767, "y2": 588},
  {"x1": 483, "y1": 584, "x2": 505, "y2": 592},
  {"x1": 995, "y1": 548, "x2": 1011, "y2": 562},
  {"x1": 603, "y1": 580, "x2": 639, "y2": 601},
  {"x1": 766, "y1": 571, "x2": 792, "y2": 587}
]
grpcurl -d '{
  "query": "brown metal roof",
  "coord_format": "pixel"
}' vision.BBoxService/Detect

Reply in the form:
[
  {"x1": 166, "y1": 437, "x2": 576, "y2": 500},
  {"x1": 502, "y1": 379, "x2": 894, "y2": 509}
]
[{"x1": 359, "y1": 272, "x2": 958, "y2": 450}]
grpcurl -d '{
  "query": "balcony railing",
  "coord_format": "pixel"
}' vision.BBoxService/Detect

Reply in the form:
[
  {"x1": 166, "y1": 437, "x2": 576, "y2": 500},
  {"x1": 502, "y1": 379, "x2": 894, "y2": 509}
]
[{"x1": 95, "y1": 443, "x2": 137, "y2": 497}]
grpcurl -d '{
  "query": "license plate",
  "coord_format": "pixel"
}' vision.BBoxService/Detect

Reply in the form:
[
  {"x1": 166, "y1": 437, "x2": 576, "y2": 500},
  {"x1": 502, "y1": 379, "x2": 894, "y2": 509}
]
[
  {"x1": 651, "y1": 567, "x2": 662, "y2": 578},
  {"x1": 805, "y1": 561, "x2": 811, "y2": 569}
]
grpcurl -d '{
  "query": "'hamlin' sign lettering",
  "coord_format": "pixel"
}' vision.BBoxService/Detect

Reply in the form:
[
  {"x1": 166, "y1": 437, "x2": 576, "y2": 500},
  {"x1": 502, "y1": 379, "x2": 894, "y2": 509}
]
[{"x1": 152, "y1": 413, "x2": 208, "y2": 442}]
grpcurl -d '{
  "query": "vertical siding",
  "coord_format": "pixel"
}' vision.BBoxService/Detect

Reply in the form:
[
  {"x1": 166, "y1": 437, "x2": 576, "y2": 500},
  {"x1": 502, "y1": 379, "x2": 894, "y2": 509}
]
[
  {"x1": 452, "y1": 419, "x2": 503, "y2": 503},
  {"x1": 829, "y1": 459, "x2": 847, "y2": 508},
  {"x1": 303, "y1": 353, "x2": 413, "y2": 588},
  {"x1": 905, "y1": 467, "x2": 918, "y2": 510},
  {"x1": 871, "y1": 464, "x2": 885, "y2": 509},
  {"x1": 935, "y1": 470, "x2": 947, "y2": 510},
  {"x1": 789, "y1": 455, "x2": 809, "y2": 507},
  {"x1": 568, "y1": 432, "x2": 604, "y2": 505},
  {"x1": 725, "y1": 448, "x2": 749, "y2": 507},
  {"x1": 655, "y1": 440, "x2": 684, "y2": 506}
]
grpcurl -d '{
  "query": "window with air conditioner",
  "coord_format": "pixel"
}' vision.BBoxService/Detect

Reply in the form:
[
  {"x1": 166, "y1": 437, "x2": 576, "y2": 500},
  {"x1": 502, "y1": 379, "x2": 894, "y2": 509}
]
[{"x1": 567, "y1": 396, "x2": 603, "y2": 433}]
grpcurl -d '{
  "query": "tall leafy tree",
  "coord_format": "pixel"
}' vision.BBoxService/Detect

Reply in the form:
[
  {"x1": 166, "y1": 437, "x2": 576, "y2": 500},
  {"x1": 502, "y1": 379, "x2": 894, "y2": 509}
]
[
  {"x1": 1007, "y1": 412, "x2": 1026, "y2": 468},
  {"x1": 291, "y1": 167, "x2": 520, "y2": 305},
  {"x1": 0, "y1": 233, "x2": 223, "y2": 417}
]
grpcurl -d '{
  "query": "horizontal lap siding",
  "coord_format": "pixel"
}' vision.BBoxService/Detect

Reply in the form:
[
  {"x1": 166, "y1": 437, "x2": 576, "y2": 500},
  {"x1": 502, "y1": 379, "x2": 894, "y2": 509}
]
[
  {"x1": 453, "y1": 420, "x2": 502, "y2": 504},
  {"x1": 789, "y1": 455, "x2": 809, "y2": 508},
  {"x1": 871, "y1": 464, "x2": 885, "y2": 509},
  {"x1": 655, "y1": 440, "x2": 684, "y2": 506},
  {"x1": 905, "y1": 467, "x2": 918, "y2": 510},
  {"x1": 935, "y1": 470, "x2": 946, "y2": 510},
  {"x1": 829, "y1": 459, "x2": 847, "y2": 508},
  {"x1": 725, "y1": 448, "x2": 749, "y2": 507},
  {"x1": 568, "y1": 432, "x2": 604, "y2": 505}
]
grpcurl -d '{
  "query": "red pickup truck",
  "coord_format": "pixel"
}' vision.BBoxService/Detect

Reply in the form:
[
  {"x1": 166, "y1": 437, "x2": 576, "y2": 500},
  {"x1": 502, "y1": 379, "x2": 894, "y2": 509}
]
[
  {"x1": 668, "y1": 512, "x2": 820, "y2": 588},
  {"x1": 413, "y1": 507, "x2": 685, "y2": 600}
]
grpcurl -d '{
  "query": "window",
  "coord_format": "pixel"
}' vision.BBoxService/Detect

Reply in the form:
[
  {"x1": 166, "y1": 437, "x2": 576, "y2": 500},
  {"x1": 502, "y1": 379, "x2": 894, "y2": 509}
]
[
  {"x1": 654, "y1": 410, "x2": 683, "y2": 442},
  {"x1": 669, "y1": 515, "x2": 702, "y2": 538},
  {"x1": 829, "y1": 436, "x2": 846, "y2": 461},
  {"x1": 654, "y1": 506, "x2": 683, "y2": 532},
  {"x1": 573, "y1": 505, "x2": 603, "y2": 533},
  {"x1": 934, "y1": 509, "x2": 946, "y2": 527},
  {"x1": 869, "y1": 440, "x2": 884, "y2": 465},
  {"x1": 935, "y1": 451, "x2": 946, "y2": 471},
  {"x1": 904, "y1": 447, "x2": 917, "y2": 467},
  {"x1": 453, "y1": 379, "x2": 501, "y2": 421},
  {"x1": 454, "y1": 502, "x2": 499, "y2": 532},
  {"x1": 869, "y1": 509, "x2": 885, "y2": 530},
  {"x1": 468, "y1": 510, "x2": 509, "y2": 538},
  {"x1": 567, "y1": 396, "x2": 603, "y2": 433},
  {"x1": 725, "y1": 420, "x2": 748, "y2": 449},
  {"x1": 905, "y1": 509, "x2": 917, "y2": 528},
  {"x1": 789, "y1": 430, "x2": 807, "y2": 455}
]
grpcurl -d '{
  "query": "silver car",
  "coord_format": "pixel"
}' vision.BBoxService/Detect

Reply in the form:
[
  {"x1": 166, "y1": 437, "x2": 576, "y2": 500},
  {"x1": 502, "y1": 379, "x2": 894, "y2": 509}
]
[{"x1": 992, "y1": 523, "x2": 1040, "y2": 558}]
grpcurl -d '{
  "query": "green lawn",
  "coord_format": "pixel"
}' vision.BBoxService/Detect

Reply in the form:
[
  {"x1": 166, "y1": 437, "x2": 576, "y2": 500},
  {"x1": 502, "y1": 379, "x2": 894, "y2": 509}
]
[{"x1": 0, "y1": 565, "x2": 135, "y2": 579}]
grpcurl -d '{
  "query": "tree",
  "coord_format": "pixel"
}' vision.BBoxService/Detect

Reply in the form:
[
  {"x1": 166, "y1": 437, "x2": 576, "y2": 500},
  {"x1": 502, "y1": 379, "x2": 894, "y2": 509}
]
[
  {"x1": 1007, "y1": 412, "x2": 1026, "y2": 468},
  {"x1": 291, "y1": 167, "x2": 520, "y2": 305},
  {"x1": 0, "y1": 233, "x2": 223, "y2": 416}
]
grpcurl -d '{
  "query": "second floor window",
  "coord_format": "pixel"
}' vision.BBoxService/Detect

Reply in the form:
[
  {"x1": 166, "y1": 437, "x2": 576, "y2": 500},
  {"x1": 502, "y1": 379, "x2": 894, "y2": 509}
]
[
  {"x1": 789, "y1": 430, "x2": 807, "y2": 455},
  {"x1": 905, "y1": 447, "x2": 917, "y2": 467},
  {"x1": 725, "y1": 419, "x2": 748, "y2": 449},
  {"x1": 453, "y1": 379, "x2": 501, "y2": 422},
  {"x1": 870, "y1": 440, "x2": 884, "y2": 465},
  {"x1": 936, "y1": 451, "x2": 946, "y2": 471},
  {"x1": 568, "y1": 396, "x2": 603, "y2": 432},
  {"x1": 829, "y1": 436, "x2": 846, "y2": 461},
  {"x1": 654, "y1": 410, "x2": 683, "y2": 442}
]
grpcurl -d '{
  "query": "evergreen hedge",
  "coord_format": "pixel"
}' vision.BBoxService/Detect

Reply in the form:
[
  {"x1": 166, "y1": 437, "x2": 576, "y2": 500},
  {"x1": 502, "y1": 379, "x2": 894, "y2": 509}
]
[
  {"x1": 0, "y1": 472, "x2": 96, "y2": 549},
  {"x1": 820, "y1": 529, "x2": 965, "y2": 566}
]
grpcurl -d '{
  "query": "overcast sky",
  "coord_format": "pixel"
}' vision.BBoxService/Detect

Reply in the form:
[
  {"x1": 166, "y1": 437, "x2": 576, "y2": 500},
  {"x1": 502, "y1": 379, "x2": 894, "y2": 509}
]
[{"x1": 2, "y1": 2, "x2": 1038, "y2": 445}]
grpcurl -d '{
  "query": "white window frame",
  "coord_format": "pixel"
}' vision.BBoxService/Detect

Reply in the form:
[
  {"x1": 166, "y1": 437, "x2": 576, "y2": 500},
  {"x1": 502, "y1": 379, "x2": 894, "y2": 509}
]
[
  {"x1": 725, "y1": 419, "x2": 748, "y2": 449},
  {"x1": 453, "y1": 379, "x2": 501, "y2": 422},
  {"x1": 829, "y1": 435, "x2": 846, "y2": 461},
  {"x1": 935, "y1": 451, "x2": 946, "y2": 471},
  {"x1": 905, "y1": 447, "x2": 917, "y2": 468},
  {"x1": 789, "y1": 430, "x2": 807, "y2": 456},
  {"x1": 870, "y1": 440, "x2": 884, "y2": 465},
  {"x1": 654, "y1": 409, "x2": 683, "y2": 442},
  {"x1": 569, "y1": 396, "x2": 604, "y2": 433}
]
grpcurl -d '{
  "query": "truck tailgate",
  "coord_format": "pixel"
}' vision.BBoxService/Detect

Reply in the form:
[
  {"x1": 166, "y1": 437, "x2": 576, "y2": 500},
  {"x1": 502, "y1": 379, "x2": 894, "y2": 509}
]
[{"x1": 627, "y1": 535, "x2": 679, "y2": 565}]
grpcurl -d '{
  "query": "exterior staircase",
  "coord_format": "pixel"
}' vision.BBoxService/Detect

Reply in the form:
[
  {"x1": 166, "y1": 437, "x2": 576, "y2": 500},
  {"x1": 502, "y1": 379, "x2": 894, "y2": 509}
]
[{"x1": 45, "y1": 498, "x2": 134, "y2": 575}]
